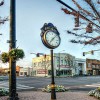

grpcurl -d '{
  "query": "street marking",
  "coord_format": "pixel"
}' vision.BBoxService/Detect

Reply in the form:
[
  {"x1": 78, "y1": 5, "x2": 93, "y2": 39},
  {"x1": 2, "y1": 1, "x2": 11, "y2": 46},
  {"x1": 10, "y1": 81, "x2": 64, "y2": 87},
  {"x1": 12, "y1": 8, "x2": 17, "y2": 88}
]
[
  {"x1": 85, "y1": 83, "x2": 100, "y2": 87},
  {"x1": 0, "y1": 81, "x2": 34, "y2": 90}
]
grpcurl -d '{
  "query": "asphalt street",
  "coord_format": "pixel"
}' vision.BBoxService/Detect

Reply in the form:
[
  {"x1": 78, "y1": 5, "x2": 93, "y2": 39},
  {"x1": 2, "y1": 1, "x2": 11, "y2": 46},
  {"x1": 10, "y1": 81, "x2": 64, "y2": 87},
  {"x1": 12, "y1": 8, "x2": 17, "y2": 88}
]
[{"x1": 0, "y1": 76, "x2": 100, "y2": 92}]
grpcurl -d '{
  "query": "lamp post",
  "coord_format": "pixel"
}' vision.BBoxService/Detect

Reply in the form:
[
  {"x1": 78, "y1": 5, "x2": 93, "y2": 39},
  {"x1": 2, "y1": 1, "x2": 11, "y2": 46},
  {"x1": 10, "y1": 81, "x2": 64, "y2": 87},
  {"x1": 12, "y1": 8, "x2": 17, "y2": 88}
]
[
  {"x1": 58, "y1": 50, "x2": 65, "y2": 76},
  {"x1": 8, "y1": 0, "x2": 19, "y2": 99}
]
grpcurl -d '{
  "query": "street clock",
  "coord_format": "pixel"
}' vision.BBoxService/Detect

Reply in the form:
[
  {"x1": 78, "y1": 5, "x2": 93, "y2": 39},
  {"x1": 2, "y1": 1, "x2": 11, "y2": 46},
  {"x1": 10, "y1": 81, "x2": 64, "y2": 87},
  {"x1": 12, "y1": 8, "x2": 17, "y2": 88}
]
[{"x1": 40, "y1": 23, "x2": 61, "y2": 49}]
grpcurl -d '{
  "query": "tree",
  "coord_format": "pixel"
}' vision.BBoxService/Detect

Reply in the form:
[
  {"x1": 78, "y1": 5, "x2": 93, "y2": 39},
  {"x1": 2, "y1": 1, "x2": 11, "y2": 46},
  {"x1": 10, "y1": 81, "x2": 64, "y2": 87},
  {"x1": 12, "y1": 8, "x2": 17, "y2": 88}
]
[
  {"x1": 58, "y1": 0, "x2": 100, "y2": 45},
  {"x1": 0, "y1": 0, "x2": 8, "y2": 25}
]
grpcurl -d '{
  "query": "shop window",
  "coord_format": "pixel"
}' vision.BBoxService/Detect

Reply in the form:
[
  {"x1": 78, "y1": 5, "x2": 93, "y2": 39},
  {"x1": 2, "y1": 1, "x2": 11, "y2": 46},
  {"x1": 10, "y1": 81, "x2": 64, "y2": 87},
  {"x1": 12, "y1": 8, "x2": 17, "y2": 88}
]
[
  {"x1": 20, "y1": 72, "x2": 23, "y2": 75},
  {"x1": 64, "y1": 70, "x2": 67, "y2": 75},
  {"x1": 24, "y1": 72, "x2": 27, "y2": 76},
  {"x1": 87, "y1": 70, "x2": 92, "y2": 75},
  {"x1": 67, "y1": 70, "x2": 72, "y2": 75},
  {"x1": 56, "y1": 70, "x2": 59, "y2": 76},
  {"x1": 48, "y1": 70, "x2": 51, "y2": 75},
  {"x1": 60, "y1": 70, "x2": 63, "y2": 75},
  {"x1": 61, "y1": 60, "x2": 63, "y2": 65},
  {"x1": 78, "y1": 63, "x2": 82, "y2": 66}
]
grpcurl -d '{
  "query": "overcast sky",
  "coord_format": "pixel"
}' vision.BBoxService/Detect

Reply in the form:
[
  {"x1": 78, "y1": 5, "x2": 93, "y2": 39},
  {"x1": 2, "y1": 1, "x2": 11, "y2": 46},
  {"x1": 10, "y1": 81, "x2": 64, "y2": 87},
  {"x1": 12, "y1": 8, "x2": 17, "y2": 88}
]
[{"x1": 0, "y1": 0, "x2": 100, "y2": 68}]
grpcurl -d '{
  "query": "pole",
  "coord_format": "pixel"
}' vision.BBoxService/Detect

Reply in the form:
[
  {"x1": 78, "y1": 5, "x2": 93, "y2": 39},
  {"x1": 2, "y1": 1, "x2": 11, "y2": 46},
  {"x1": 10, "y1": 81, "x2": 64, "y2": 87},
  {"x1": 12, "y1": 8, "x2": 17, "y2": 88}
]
[
  {"x1": 8, "y1": 0, "x2": 19, "y2": 99},
  {"x1": 44, "y1": 55, "x2": 46, "y2": 77},
  {"x1": 51, "y1": 49, "x2": 56, "y2": 100},
  {"x1": 59, "y1": 53, "x2": 60, "y2": 77}
]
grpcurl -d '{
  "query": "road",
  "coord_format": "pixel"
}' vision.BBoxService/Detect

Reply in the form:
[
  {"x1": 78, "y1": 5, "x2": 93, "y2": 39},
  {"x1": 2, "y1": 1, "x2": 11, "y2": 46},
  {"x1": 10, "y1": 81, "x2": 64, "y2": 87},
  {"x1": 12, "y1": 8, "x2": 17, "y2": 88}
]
[{"x1": 1, "y1": 76, "x2": 100, "y2": 92}]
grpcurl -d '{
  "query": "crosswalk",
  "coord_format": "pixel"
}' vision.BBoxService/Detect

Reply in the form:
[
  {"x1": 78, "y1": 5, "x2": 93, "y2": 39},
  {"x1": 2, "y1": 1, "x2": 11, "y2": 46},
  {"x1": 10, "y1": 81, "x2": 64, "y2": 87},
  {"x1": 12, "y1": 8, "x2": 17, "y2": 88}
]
[
  {"x1": 85, "y1": 82, "x2": 100, "y2": 88},
  {"x1": 1, "y1": 81, "x2": 100, "y2": 91},
  {"x1": 0, "y1": 81, "x2": 35, "y2": 90}
]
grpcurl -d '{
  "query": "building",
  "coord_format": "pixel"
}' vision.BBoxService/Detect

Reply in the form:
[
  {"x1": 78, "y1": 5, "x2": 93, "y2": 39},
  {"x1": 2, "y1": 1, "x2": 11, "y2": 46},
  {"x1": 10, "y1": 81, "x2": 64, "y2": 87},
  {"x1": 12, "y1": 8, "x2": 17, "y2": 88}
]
[
  {"x1": 19, "y1": 67, "x2": 33, "y2": 76},
  {"x1": 86, "y1": 59, "x2": 100, "y2": 75},
  {"x1": 1, "y1": 66, "x2": 21, "y2": 76},
  {"x1": 74, "y1": 58, "x2": 86, "y2": 75},
  {"x1": 32, "y1": 55, "x2": 51, "y2": 77},
  {"x1": 54, "y1": 53, "x2": 75, "y2": 76},
  {"x1": 32, "y1": 53, "x2": 86, "y2": 77}
]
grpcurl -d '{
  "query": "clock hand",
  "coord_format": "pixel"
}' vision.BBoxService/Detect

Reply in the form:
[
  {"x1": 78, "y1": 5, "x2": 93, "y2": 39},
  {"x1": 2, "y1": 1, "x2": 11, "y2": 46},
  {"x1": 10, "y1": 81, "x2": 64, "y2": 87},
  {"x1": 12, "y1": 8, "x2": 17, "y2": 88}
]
[{"x1": 50, "y1": 35, "x2": 57, "y2": 43}]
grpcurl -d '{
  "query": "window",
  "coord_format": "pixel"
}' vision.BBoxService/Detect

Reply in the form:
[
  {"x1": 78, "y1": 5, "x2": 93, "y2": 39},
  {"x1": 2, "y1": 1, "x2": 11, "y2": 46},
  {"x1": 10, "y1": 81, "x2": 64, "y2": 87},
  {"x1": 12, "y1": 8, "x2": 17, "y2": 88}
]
[
  {"x1": 92, "y1": 65, "x2": 95, "y2": 68},
  {"x1": 24, "y1": 72, "x2": 27, "y2": 76},
  {"x1": 65, "y1": 60, "x2": 67, "y2": 64},
  {"x1": 48, "y1": 70, "x2": 51, "y2": 75},
  {"x1": 61, "y1": 60, "x2": 63, "y2": 65},
  {"x1": 60, "y1": 70, "x2": 63, "y2": 75},
  {"x1": 20, "y1": 72, "x2": 23, "y2": 75},
  {"x1": 88, "y1": 63, "x2": 91, "y2": 68}
]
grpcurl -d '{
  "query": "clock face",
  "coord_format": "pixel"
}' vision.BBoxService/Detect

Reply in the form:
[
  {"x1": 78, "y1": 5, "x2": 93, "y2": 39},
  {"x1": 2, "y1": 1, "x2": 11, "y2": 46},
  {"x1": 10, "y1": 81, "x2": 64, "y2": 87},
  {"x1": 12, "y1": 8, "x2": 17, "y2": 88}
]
[{"x1": 43, "y1": 30, "x2": 61, "y2": 49}]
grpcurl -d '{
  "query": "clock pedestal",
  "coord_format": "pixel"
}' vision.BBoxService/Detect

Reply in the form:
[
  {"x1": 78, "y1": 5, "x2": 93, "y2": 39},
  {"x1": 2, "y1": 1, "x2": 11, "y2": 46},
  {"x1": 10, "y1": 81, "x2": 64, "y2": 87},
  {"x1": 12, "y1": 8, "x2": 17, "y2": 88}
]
[{"x1": 51, "y1": 49, "x2": 56, "y2": 100}]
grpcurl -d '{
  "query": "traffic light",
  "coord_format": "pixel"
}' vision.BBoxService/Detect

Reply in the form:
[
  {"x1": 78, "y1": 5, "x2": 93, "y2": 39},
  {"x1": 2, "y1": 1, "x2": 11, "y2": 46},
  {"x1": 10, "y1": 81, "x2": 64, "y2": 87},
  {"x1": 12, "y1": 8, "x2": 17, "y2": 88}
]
[
  {"x1": 74, "y1": 12, "x2": 79, "y2": 27},
  {"x1": 83, "y1": 52, "x2": 85, "y2": 56},
  {"x1": 91, "y1": 50, "x2": 94, "y2": 55},
  {"x1": 36, "y1": 53, "x2": 40, "y2": 57},
  {"x1": 0, "y1": 0, "x2": 4, "y2": 6},
  {"x1": 86, "y1": 23, "x2": 93, "y2": 33}
]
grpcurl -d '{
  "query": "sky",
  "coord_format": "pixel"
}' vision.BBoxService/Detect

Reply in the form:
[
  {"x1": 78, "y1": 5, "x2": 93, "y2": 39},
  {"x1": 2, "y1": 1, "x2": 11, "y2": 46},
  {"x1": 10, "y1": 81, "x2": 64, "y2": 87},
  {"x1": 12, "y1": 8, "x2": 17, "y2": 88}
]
[{"x1": 0, "y1": 0, "x2": 100, "y2": 68}]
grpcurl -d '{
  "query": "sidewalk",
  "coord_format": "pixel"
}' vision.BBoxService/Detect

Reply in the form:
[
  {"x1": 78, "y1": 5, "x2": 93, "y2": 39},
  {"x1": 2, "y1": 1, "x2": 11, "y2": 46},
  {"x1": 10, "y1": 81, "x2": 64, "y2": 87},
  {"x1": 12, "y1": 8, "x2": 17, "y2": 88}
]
[{"x1": 0, "y1": 91, "x2": 98, "y2": 100}]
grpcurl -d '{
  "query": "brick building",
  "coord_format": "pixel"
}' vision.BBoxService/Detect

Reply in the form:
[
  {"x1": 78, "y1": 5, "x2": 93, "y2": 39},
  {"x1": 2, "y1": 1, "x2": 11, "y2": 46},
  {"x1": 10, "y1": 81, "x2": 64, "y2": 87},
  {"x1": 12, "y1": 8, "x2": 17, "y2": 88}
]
[{"x1": 86, "y1": 59, "x2": 100, "y2": 75}]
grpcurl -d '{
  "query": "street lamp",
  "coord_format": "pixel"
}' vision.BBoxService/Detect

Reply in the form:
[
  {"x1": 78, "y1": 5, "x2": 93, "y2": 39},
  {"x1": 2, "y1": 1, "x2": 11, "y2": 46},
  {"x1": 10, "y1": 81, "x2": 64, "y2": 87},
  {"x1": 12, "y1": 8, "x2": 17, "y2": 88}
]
[{"x1": 58, "y1": 50, "x2": 65, "y2": 76}]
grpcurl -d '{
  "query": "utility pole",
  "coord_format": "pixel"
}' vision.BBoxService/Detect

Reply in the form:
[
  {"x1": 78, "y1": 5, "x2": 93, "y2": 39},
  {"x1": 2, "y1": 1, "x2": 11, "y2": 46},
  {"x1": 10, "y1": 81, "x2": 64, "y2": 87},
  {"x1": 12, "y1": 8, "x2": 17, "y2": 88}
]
[{"x1": 8, "y1": 0, "x2": 19, "y2": 99}]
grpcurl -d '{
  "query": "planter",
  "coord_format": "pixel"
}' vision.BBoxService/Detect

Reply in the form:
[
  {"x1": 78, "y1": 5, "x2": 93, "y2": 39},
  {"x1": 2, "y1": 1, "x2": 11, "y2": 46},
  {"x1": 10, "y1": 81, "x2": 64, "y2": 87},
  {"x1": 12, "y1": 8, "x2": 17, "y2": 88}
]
[
  {"x1": 1, "y1": 49, "x2": 25, "y2": 63},
  {"x1": 42, "y1": 85, "x2": 68, "y2": 92},
  {"x1": 9, "y1": 48, "x2": 25, "y2": 61},
  {"x1": 1, "y1": 52, "x2": 9, "y2": 63},
  {"x1": 88, "y1": 88, "x2": 100, "y2": 99}
]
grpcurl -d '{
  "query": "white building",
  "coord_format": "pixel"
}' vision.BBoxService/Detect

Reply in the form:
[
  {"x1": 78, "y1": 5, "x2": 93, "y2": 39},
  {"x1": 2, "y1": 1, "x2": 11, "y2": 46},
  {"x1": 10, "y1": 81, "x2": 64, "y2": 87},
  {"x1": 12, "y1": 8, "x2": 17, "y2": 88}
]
[
  {"x1": 54, "y1": 53, "x2": 75, "y2": 76},
  {"x1": 19, "y1": 67, "x2": 33, "y2": 76},
  {"x1": 74, "y1": 58, "x2": 86, "y2": 75}
]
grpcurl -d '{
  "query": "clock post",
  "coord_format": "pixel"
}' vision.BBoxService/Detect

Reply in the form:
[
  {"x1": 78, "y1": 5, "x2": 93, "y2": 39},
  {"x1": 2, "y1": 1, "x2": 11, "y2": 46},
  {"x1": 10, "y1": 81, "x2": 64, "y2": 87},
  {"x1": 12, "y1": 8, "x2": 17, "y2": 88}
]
[
  {"x1": 51, "y1": 49, "x2": 56, "y2": 100},
  {"x1": 40, "y1": 23, "x2": 61, "y2": 100}
]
